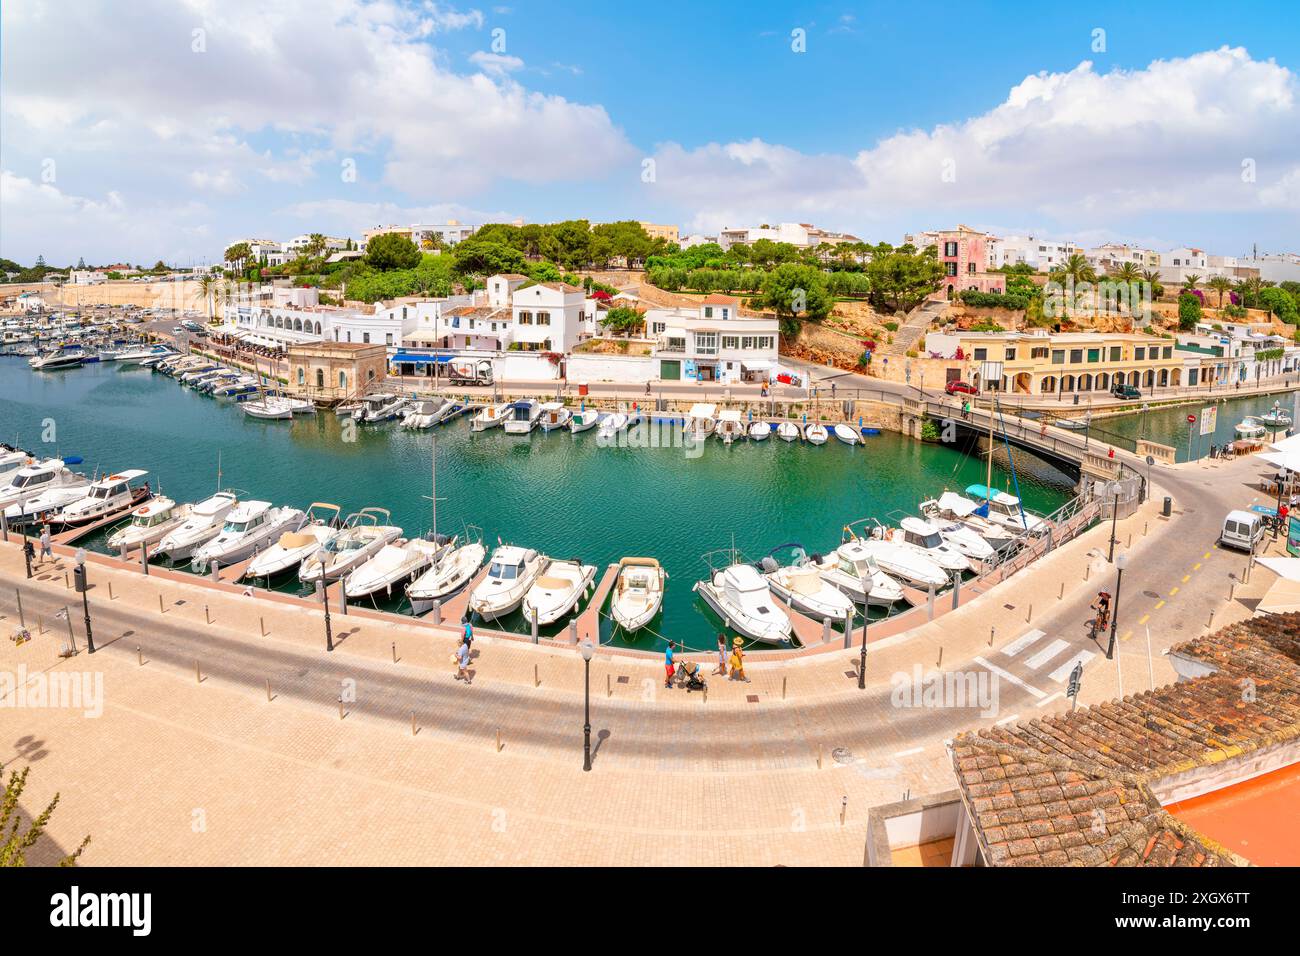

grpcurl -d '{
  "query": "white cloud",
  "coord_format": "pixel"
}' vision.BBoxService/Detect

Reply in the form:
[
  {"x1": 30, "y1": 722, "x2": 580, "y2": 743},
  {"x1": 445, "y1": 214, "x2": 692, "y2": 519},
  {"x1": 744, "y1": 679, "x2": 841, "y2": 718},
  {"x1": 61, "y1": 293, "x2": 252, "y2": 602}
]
[
  {"x1": 651, "y1": 47, "x2": 1300, "y2": 238},
  {"x1": 469, "y1": 50, "x2": 524, "y2": 75}
]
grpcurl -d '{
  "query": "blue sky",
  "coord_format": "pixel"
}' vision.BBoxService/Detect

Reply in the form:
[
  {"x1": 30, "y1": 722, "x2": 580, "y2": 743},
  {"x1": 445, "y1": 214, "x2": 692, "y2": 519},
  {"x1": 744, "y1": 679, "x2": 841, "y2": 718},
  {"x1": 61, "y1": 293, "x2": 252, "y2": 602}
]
[{"x1": 2, "y1": 0, "x2": 1298, "y2": 266}]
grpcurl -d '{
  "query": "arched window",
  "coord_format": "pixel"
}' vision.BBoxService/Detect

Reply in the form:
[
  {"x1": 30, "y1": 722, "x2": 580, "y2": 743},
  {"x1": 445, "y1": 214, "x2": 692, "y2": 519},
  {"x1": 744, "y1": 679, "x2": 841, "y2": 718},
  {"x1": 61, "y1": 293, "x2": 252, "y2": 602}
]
[
  {"x1": 1129, "y1": 371, "x2": 1140, "y2": 387},
  {"x1": 314, "y1": 322, "x2": 321, "y2": 336},
  {"x1": 1063, "y1": 374, "x2": 1076, "y2": 392},
  {"x1": 1041, "y1": 375, "x2": 1057, "y2": 394},
  {"x1": 1079, "y1": 373, "x2": 1093, "y2": 392},
  {"x1": 1097, "y1": 372, "x2": 1109, "y2": 391},
  {"x1": 315, "y1": 368, "x2": 324, "y2": 388},
  {"x1": 339, "y1": 371, "x2": 347, "y2": 391},
  {"x1": 1143, "y1": 369, "x2": 1154, "y2": 388},
  {"x1": 1158, "y1": 368, "x2": 1169, "y2": 387},
  {"x1": 297, "y1": 367, "x2": 304, "y2": 385}
]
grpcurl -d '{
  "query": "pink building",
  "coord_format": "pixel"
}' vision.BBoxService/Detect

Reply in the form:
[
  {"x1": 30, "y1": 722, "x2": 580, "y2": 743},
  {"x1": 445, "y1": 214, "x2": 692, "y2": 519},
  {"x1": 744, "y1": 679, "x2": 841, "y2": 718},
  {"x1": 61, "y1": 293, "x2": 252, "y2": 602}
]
[{"x1": 933, "y1": 226, "x2": 1006, "y2": 299}]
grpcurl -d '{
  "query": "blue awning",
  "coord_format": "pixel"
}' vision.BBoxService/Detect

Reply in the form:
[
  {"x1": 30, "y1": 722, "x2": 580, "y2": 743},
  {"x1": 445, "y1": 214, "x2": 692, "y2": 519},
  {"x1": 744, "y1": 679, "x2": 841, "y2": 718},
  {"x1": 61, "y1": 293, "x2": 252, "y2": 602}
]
[{"x1": 391, "y1": 351, "x2": 452, "y2": 365}]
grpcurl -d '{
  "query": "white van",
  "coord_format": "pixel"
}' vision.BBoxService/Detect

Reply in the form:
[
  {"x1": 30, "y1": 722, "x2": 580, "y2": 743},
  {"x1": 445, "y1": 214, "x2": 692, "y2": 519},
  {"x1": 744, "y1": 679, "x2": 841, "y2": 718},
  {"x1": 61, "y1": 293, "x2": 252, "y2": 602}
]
[{"x1": 1220, "y1": 510, "x2": 1266, "y2": 552}]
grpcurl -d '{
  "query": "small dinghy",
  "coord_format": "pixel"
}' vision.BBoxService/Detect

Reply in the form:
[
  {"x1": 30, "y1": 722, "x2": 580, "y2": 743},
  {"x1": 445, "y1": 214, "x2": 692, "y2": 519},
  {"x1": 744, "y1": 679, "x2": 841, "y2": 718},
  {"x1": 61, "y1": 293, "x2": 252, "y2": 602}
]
[
  {"x1": 521, "y1": 558, "x2": 597, "y2": 625},
  {"x1": 609, "y1": 557, "x2": 665, "y2": 632},
  {"x1": 833, "y1": 423, "x2": 860, "y2": 446},
  {"x1": 776, "y1": 421, "x2": 801, "y2": 442},
  {"x1": 570, "y1": 409, "x2": 602, "y2": 433},
  {"x1": 597, "y1": 412, "x2": 629, "y2": 440},
  {"x1": 804, "y1": 423, "x2": 828, "y2": 445},
  {"x1": 748, "y1": 421, "x2": 771, "y2": 441}
]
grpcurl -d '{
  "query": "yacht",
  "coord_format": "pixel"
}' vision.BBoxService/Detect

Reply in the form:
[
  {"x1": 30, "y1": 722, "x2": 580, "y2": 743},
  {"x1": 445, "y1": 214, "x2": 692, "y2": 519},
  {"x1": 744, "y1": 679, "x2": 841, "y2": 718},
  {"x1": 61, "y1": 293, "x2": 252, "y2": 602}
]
[
  {"x1": 748, "y1": 421, "x2": 772, "y2": 441},
  {"x1": 919, "y1": 493, "x2": 1016, "y2": 552},
  {"x1": 108, "y1": 345, "x2": 171, "y2": 365},
  {"x1": 521, "y1": 558, "x2": 597, "y2": 625},
  {"x1": 502, "y1": 399, "x2": 543, "y2": 435},
  {"x1": 192, "y1": 501, "x2": 307, "y2": 573},
  {"x1": 963, "y1": 485, "x2": 1049, "y2": 536},
  {"x1": 776, "y1": 421, "x2": 802, "y2": 442},
  {"x1": 682, "y1": 403, "x2": 717, "y2": 441},
  {"x1": 0, "y1": 461, "x2": 91, "y2": 521},
  {"x1": 407, "y1": 540, "x2": 487, "y2": 614},
  {"x1": 106, "y1": 496, "x2": 192, "y2": 552},
  {"x1": 242, "y1": 503, "x2": 343, "y2": 581},
  {"x1": 806, "y1": 542, "x2": 905, "y2": 606},
  {"x1": 912, "y1": 510, "x2": 996, "y2": 563},
  {"x1": 470, "y1": 402, "x2": 511, "y2": 431},
  {"x1": 401, "y1": 398, "x2": 455, "y2": 429},
  {"x1": 0, "y1": 458, "x2": 86, "y2": 511},
  {"x1": 609, "y1": 557, "x2": 665, "y2": 633},
  {"x1": 804, "y1": 423, "x2": 829, "y2": 445},
  {"x1": 871, "y1": 517, "x2": 971, "y2": 573},
  {"x1": 468, "y1": 545, "x2": 547, "y2": 621},
  {"x1": 715, "y1": 410, "x2": 746, "y2": 444},
  {"x1": 763, "y1": 561, "x2": 855, "y2": 624},
  {"x1": 849, "y1": 536, "x2": 949, "y2": 590},
  {"x1": 693, "y1": 561, "x2": 792, "y2": 645},
  {"x1": 353, "y1": 393, "x2": 410, "y2": 424},
  {"x1": 298, "y1": 508, "x2": 402, "y2": 584},
  {"x1": 538, "y1": 402, "x2": 572, "y2": 433},
  {"x1": 29, "y1": 349, "x2": 85, "y2": 371},
  {"x1": 345, "y1": 536, "x2": 451, "y2": 600},
  {"x1": 49, "y1": 470, "x2": 151, "y2": 529},
  {"x1": 0, "y1": 446, "x2": 32, "y2": 485},
  {"x1": 833, "y1": 423, "x2": 861, "y2": 446},
  {"x1": 155, "y1": 491, "x2": 239, "y2": 561},
  {"x1": 569, "y1": 409, "x2": 602, "y2": 434}
]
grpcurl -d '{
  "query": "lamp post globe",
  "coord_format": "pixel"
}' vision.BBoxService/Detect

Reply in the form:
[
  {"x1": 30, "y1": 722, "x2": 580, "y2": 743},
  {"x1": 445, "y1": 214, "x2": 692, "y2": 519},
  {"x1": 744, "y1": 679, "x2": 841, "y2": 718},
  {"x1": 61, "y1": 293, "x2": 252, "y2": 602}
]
[{"x1": 580, "y1": 640, "x2": 594, "y2": 771}]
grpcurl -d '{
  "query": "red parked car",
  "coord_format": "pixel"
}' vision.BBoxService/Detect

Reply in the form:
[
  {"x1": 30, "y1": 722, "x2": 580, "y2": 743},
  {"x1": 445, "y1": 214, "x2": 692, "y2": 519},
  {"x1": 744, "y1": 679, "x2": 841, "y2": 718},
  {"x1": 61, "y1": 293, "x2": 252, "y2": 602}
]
[{"x1": 945, "y1": 381, "x2": 979, "y2": 396}]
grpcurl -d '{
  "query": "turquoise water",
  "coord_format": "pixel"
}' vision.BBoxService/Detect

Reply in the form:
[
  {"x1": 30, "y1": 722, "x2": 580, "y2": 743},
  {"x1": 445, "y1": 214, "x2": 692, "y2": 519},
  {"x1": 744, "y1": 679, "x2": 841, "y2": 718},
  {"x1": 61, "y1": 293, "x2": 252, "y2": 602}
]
[
  {"x1": 1, "y1": 357, "x2": 1074, "y2": 649},
  {"x1": 1080, "y1": 392, "x2": 1297, "y2": 462}
]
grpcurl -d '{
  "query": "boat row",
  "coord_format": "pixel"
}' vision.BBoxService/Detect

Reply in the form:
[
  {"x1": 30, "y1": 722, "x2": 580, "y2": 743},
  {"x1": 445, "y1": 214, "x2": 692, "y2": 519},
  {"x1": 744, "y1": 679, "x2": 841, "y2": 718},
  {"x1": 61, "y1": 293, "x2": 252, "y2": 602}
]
[{"x1": 148, "y1": 353, "x2": 315, "y2": 416}]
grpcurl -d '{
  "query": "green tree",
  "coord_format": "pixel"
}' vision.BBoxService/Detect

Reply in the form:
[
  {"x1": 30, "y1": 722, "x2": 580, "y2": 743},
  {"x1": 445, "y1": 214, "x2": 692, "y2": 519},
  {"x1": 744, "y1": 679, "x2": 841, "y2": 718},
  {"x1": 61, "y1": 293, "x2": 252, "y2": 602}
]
[
  {"x1": 1258, "y1": 286, "x2": 1299, "y2": 324},
  {"x1": 1207, "y1": 275, "x2": 1232, "y2": 308},
  {"x1": 758, "y1": 263, "x2": 832, "y2": 336},
  {"x1": 1049, "y1": 253, "x2": 1097, "y2": 286},
  {"x1": 1111, "y1": 262, "x2": 1141, "y2": 284},
  {"x1": 223, "y1": 242, "x2": 252, "y2": 274},
  {"x1": 1, "y1": 762, "x2": 90, "y2": 866},
  {"x1": 365, "y1": 232, "x2": 422, "y2": 271},
  {"x1": 1178, "y1": 292, "x2": 1203, "y2": 331},
  {"x1": 451, "y1": 239, "x2": 527, "y2": 277},
  {"x1": 864, "y1": 245, "x2": 944, "y2": 314},
  {"x1": 1182, "y1": 274, "x2": 1202, "y2": 292},
  {"x1": 600, "y1": 306, "x2": 644, "y2": 335}
]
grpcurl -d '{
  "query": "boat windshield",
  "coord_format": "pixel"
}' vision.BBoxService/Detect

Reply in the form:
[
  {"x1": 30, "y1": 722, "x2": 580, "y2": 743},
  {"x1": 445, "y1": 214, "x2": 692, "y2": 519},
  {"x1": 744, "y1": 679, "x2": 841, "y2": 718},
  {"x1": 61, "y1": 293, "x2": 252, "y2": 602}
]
[
  {"x1": 12, "y1": 471, "x2": 52, "y2": 489},
  {"x1": 910, "y1": 530, "x2": 943, "y2": 549},
  {"x1": 224, "y1": 520, "x2": 248, "y2": 533},
  {"x1": 490, "y1": 561, "x2": 521, "y2": 580}
]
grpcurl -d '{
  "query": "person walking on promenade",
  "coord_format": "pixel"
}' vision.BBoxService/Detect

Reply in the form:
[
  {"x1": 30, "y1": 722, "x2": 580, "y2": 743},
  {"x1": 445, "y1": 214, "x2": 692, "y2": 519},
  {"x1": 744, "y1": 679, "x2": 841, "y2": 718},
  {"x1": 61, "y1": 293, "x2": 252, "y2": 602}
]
[
  {"x1": 22, "y1": 535, "x2": 35, "y2": 579},
  {"x1": 455, "y1": 637, "x2": 472, "y2": 684},
  {"x1": 463, "y1": 619, "x2": 474, "y2": 651},
  {"x1": 38, "y1": 523, "x2": 52, "y2": 563},
  {"x1": 729, "y1": 637, "x2": 749, "y2": 682},
  {"x1": 714, "y1": 634, "x2": 728, "y2": 676},
  {"x1": 645, "y1": 381, "x2": 652, "y2": 396},
  {"x1": 664, "y1": 641, "x2": 676, "y2": 688}
]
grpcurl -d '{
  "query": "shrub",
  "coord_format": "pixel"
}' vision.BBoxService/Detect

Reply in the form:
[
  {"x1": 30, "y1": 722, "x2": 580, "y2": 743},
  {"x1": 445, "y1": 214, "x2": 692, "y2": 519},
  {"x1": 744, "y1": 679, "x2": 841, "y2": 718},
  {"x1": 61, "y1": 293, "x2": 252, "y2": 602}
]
[
  {"x1": 1178, "y1": 292, "x2": 1202, "y2": 331},
  {"x1": 958, "y1": 289, "x2": 1029, "y2": 310},
  {"x1": 883, "y1": 320, "x2": 899, "y2": 332}
]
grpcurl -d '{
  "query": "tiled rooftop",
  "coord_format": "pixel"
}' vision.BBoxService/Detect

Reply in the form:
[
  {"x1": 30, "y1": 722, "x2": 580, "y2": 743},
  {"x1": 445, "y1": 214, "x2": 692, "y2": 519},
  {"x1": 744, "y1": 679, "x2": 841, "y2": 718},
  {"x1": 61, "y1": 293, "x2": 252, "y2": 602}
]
[{"x1": 951, "y1": 613, "x2": 1300, "y2": 867}]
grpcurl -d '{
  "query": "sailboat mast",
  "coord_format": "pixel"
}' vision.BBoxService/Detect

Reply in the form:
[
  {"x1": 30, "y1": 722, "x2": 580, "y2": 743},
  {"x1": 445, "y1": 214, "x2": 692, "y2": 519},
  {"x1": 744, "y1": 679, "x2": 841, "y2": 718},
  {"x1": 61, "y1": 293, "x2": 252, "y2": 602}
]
[
  {"x1": 430, "y1": 432, "x2": 437, "y2": 536},
  {"x1": 985, "y1": 392, "x2": 994, "y2": 502}
]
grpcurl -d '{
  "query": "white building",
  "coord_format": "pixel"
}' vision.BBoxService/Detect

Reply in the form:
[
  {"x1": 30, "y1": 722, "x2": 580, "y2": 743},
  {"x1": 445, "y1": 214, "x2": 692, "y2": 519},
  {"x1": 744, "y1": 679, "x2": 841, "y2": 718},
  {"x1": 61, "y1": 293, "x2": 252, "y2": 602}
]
[
  {"x1": 988, "y1": 235, "x2": 1082, "y2": 270},
  {"x1": 411, "y1": 221, "x2": 477, "y2": 248},
  {"x1": 283, "y1": 235, "x2": 351, "y2": 255},
  {"x1": 68, "y1": 271, "x2": 106, "y2": 285},
  {"x1": 642, "y1": 294, "x2": 781, "y2": 384},
  {"x1": 718, "y1": 222, "x2": 859, "y2": 251},
  {"x1": 1086, "y1": 243, "x2": 1160, "y2": 272},
  {"x1": 510, "y1": 281, "x2": 591, "y2": 353}
]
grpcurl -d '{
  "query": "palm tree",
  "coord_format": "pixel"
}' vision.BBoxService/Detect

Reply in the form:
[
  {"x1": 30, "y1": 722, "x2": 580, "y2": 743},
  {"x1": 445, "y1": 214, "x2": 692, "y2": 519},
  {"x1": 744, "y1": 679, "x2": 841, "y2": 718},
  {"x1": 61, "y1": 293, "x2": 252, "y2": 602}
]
[
  {"x1": 1208, "y1": 275, "x2": 1232, "y2": 308},
  {"x1": 1182, "y1": 274, "x2": 1202, "y2": 291},
  {"x1": 198, "y1": 273, "x2": 214, "y2": 322},
  {"x1": 1112, "y1": 262, "x2": 1141, "y2": 284}
]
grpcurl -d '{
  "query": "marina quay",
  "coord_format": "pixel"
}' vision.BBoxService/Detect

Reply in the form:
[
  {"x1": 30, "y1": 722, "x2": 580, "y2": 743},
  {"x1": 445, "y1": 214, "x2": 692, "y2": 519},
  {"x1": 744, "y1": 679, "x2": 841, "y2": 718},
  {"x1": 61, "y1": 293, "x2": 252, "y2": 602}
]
[{"x1": 2, "y1": 0, "x2": 1299, "y2": 934}]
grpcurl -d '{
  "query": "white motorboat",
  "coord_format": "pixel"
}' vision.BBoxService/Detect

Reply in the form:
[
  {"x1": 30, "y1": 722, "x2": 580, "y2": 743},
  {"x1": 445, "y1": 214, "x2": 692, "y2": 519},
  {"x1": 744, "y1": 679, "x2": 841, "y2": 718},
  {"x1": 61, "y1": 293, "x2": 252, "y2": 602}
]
[
  {"x1": 776, "y1": 421, "x2": 802, "y2": 442},
  {"x1": 1260, "y1": 404, "x2": 1292, "y2": 428},
  {"x1": 715, "y1": 409, "x2": 746, "y2": 444},
  {"x1": 243, "y1": 397, "x2": 293, "y2": 420},
  {"x1": 920, "y1": 493, "x2": 1015, "y2": 552},
  {"x1": 804, "y1": 423, "x2": 829, "y2": 445},
  {"x1": 0, "y1": 445, "x2": 32, "y2": 481},
  {"x1": 345, "y1": 536, "x2": 451, "y2": 599},
  {"x1": 538, "y1": 402, "x2": 572, "y2": 432},
  {"x1": 242, "y1": 503, "x2": 342, "y2": 580},
  {"x1": 596, "y1": 412, "x2": 628, "y2": 440},
  {"x1": 521, "y1": 558, "x2": 597, "y2": 625},
  {"x1": 763, "y1": 562, "x2": 854, "y2": 624},
  {"x1": 963, "y1": 485, "x2": 1049, "y2": 536},
  {"x1": 298, "y1": 508, "x2": 402, "y2": 584},
  {"x1": 833, "y1": 423, "x2": 860, "y2": 446},
  {"x1": 401, "y1": 398, "x2": 453, "y2": 429},
  {"x1": 407, "y1": 540, "x2": 487, "y2": 614},
  {"x1": 1235, "y1": 417, "x2": 1267, "y2": 440},
  {"x1": 192, "y1": 501, "x2": 307, "y2": 573},
  {"x1": 278, "y1": 396, "x2": 316, "y2": 415},
  {"x1": 913, "y1": 510, "x2": 996, "y2": 563},
  {"x1": 609, "y1": 557, "x2": 665, "y2": 632},
  {"x1": 468, "y1": 545, "x2": 546, "y2": 621},
  {"x1": 108, "y1": 345, "x2": 170, "y2": 365},
  {"x1": 748, "y1": 421, "x2": 772, "y2": 441},
  {"x1": 50, "y1": 469, "x2": 150, "y2": 528},
  {"x1": 0, "y1": 459, "x2": 88, "y2": 513},
  {"x1": 502, "y1": 399, "x2": 543, "y2": 434},
  {"x1": 352, "y1": 393, "x2": 410, "y2": 424},
  {"x1": 682, "y1": 403, "x2": 717, "y2": 441},
  {"x1": 849, "y1": 537, "x2": 949, "y2": 590},
  {"x1": 872, "y1": 517, "x2": 971, "y2": 573},
  {"x1": 569, "y1": 409, "x2": 602, "y2": 433},
  {"x1": 807, "y1": 543, "x2": 905, "y2": 607},
  {"x1": 155, "y1": 491, "x2": 239, "y2": 561},
  {"x1": 106, "y1": 496, "x2": 192, "y2": 552},
  {"x1": 470, "y1": 402, "x2": 510, "y2": 431},
  {"x1": 693, "y1": 562, "x2": 792, "y2": 645},
  {"x1": 29, "y1": 349, "x2": 84, "y2": 370}
]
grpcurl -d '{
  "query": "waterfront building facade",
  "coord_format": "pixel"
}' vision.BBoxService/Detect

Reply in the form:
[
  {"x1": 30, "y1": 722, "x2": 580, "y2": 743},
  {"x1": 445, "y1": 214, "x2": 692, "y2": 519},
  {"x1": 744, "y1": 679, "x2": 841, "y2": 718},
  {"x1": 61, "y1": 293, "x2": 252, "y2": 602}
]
[
  {"x1": 285, "y1": 342, "x2": 388, "y2": 401},
  {"x1": 643, "y1": 294, "x2": 781, "y2": 384}
]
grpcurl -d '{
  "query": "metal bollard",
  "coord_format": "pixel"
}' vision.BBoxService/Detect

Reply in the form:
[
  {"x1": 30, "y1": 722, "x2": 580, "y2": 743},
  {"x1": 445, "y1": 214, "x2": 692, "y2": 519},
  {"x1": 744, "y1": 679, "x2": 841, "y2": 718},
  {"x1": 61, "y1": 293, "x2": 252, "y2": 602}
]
[
  {"x1": 266, "y1": 678, "x2": 271, "y2": 702},
  {"x1": 534, "y1": 664, "x2": 539, "y2": 688},
  {"x1": 260, "y1": 616, "x2": 266, "y2": 637},
  {"x1": 431, "y1": 600, "x2": 441, "y2": 625},
  {"x1": 195, "y1": 660, "x2": 201, "y2": 683},
  {"x1": 495, "y1": 728, "x2": 502, "y2": 753},
  {"x1": 204, "y1": 604, "x2": 211, "y2": 625},
  {"x1": 1026, "y1": 603, "x2": 1033, "y2": 623},
  {"x1": 210, "y1": 560, "x2": 219, "y2": 582},
  {"x1": 411, "y1": 712, "x2": 416, "y2": 736},
  {"x1": 1208, "y1": 608, "x2": 1216, "y2": 628},
  {"x1": 137, "y1": 646, "x2": 142, "y2": 666},
  {"x1": 989, "y1": 625, "x2": 995, "y2": 647},
  {"x1": 840, "y1": 796, "x2": 847, "y2": 826},
  {"x1": 530, "y1": 607, "x2": 539, "y2": 643},
  {"x1": 1059, "y1": 581, "x2": 1065, "y2": 600},
  {"x1": 606, "y1": 673, "x2": 611, "y2": 698},
  {"x1": 391, "y1": 641, "x2": 397, "y2": 663},
  {"x1": 782, "y1": 676, "x2": 788, "y2": 700},
  {"x1": 108, "y1": 581, "x2": 114, "y2": 600},
  {"x1": 159, "y1": 594, "x2": 165, "y2": 614},
  {"x1": 338, "y1": 697, "x2": 344, "y2": 720}
]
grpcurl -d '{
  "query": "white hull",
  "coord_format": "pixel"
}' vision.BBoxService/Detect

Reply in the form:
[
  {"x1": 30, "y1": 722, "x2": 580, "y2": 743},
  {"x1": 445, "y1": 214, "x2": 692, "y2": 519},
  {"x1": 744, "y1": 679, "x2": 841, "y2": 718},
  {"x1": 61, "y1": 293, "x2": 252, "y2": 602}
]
[
  {"x1": 299, "y1": 526, "x2": 402, "y2": 584},
  {"x1": 521, "y1": 560, "x2": 596, "y2": 625},
  {"x1": 693, "y1": 575, "x2": 792, "y2": 645},
  {"x1": 408, "y1": 542, "x2": 487, "y2": 613},
  {"x1": 833, "y1": 424, "x2": 860, "y2": 446},
  {"x1": 765, "y1": 567, "x2": 854, "y2": 623},
  {"x1": 609, "y1": 559, "x2": 664, "y2": 632},
  {"x1": 469, "y1": 552, "x2": 545, "y2": 621},
  {"x1": 244, "y1": 525, "x2": 336, "y2": 580},
  {"x1": 345, "y1": 539, "x2": 446, "y2": 599},
  {"x1": 776, "y1": 422, "x2": 801, "y2": 442},
  {"x1": 193, "y1": 508, "x2": 306, "y2": 572},
  {"x1": 852, "y1": 541, "x2": 948, "y2": 589},
  {"x1": 470, "y1": 403, "x2": 510, "y2": 430},
  {"x1": 804, "y1": 424, "x2": 828, "y2": 445}
]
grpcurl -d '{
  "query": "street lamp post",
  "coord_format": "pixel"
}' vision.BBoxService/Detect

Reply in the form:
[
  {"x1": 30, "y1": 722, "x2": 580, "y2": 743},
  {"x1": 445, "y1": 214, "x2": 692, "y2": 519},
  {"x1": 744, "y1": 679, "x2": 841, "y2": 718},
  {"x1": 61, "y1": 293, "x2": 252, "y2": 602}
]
[
  {"x1": 1107, "y1": 552, "x2": 1128, "y2": 660},
  {"x1": 315, "y1": 548, "x2": 334, "y2": 652},
  {"x1": 580, "y1": 640, "x2": 594, "y2": 771},
  {"x1": 1107, "y1": 481, "x2": 1122, "y2": 562},
  {"x1": 74, "y1": 548, "x2": 95, "y2": 654},
  {"x1": 857, "y1": 591, "x2": 869, "y2": 690}
]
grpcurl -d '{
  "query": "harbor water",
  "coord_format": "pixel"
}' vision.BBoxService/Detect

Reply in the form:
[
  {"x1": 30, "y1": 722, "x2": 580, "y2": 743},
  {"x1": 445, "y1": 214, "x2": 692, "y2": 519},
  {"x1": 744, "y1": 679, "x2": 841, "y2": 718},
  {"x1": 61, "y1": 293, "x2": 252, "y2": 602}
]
[{"x1": 2, "y1": 356, "x2": 1076, "y2": 649}]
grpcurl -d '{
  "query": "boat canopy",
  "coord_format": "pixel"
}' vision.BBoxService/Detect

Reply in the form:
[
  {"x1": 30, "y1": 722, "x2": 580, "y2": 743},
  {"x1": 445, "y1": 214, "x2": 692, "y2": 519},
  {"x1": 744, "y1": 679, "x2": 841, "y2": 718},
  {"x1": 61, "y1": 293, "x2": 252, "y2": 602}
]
[
  {"x1": 687, "y1": 403, "x2": 717, "y2": 420},
  {"x1": 937, "y1": 492, "x2": 978, "y2": 517},
  {"x1": 717, "y1": 409, "x2": 744, "y2": 424},
  {"x1": 965, "y1": 483, "x2": 1020, "y2": 506},
  {"x1": 278, "y1": 531, "x2": 317, "y2": 550}
]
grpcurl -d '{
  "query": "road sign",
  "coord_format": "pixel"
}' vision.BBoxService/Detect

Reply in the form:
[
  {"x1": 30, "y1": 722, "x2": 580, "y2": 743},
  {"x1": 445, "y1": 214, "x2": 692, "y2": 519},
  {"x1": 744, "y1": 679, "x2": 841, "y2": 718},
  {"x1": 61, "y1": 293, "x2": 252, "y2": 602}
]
[
  {"x1": 1146, "y1": 455, "x2": 1155, "y2": 466},
  {"x1": 1187, "y1": 414, "x2": 1196, "y2": 423}
]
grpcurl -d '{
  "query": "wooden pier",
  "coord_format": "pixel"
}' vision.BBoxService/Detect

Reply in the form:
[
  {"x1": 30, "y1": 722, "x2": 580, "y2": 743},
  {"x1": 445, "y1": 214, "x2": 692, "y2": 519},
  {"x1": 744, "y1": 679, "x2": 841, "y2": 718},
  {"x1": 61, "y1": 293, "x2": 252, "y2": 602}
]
[{"x1": 573, "y1": 563, "x2": 618, "y2": 645}]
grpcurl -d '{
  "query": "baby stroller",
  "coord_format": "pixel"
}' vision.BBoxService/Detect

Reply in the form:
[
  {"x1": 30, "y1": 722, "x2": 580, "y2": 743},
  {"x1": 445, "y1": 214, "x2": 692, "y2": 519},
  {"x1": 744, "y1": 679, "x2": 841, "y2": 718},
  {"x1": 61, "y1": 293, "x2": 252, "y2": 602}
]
[{"x1": 676, "y1": 660, "x2": 707, "y2": 693}]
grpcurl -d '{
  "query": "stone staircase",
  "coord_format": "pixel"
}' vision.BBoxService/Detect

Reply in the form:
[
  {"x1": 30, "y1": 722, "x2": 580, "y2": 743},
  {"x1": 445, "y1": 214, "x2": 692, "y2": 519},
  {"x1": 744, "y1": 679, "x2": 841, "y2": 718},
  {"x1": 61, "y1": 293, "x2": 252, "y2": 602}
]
[{"x1": 884, "y1": 298, "x2": 948, "y2": 357}]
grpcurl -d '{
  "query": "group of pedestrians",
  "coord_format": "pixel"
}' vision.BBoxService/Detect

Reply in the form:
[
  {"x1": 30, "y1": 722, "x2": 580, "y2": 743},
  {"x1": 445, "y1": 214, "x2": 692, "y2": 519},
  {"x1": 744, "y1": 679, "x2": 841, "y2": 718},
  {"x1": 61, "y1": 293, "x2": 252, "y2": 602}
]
[{"x1": 663, "y1": 634, "x2": 749, "y2": 688}]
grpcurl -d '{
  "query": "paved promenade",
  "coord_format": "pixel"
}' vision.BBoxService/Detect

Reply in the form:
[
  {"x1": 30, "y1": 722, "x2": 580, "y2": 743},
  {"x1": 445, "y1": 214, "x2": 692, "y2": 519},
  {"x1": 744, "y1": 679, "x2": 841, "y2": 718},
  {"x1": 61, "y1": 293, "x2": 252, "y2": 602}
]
[{"x1": 0, "y1": 445, "x2": 1274, "y2": 864}]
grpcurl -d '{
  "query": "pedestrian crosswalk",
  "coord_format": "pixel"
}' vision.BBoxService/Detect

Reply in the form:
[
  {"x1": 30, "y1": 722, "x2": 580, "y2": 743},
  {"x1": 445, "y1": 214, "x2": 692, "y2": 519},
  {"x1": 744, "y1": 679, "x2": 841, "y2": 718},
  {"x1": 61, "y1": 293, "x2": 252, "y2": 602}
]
[
  {"x1": 1000, "y1": 628, "x2": 1044, "y2": 657},
  {"x1": 1048, "y1": 650, "x2": 1096, "y2": 684},
  {"x1": 1025, "y1": 639, "x2": 1070, "y2": 670},
  {"x1": 977, "y1": 626, "x2": 1105, "y2": 704}
]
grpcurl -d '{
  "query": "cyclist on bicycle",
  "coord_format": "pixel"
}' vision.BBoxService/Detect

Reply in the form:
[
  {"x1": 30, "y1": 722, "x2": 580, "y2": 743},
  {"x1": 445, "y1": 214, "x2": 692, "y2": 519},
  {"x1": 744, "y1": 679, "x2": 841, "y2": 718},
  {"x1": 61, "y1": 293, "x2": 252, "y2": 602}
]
[{"x1": 1090, "y1": 591, "x2": 1112, "y2": 634}]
